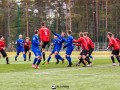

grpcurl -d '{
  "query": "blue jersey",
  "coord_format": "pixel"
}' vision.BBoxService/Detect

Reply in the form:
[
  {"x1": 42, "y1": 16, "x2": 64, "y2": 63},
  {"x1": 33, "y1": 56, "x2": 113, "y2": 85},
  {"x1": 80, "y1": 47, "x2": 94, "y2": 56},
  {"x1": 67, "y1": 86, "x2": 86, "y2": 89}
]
[
  {"x1": 52, "y1": 39, "x2": 57, "y2": 49},
  {"x1": 32, "y1": 35, "x2": 40, "y2": 50},
  {"x1": 16, "y1": 39, "x2": 24, "y2": 49},
  {"x1": 64, "y1": 35, "x2": 74, "y2": 48},
  {"x1": 52, "y1": 31, "x2": 66, "y2": 48}
]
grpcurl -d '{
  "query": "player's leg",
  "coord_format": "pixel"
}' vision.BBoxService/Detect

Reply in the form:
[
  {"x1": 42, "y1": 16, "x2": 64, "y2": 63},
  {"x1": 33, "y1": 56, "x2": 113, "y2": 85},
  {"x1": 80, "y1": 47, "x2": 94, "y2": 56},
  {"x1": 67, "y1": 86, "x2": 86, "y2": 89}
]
[
  {"x1": 28, "y1": 50, "x2": 31, "y2": 61},
  {"x1": 42, "y1": 42, "x2": 49, "y2": 65},
  {"x1": 35, "y1": 51, "x2": 42, "y2": 69},
  {"x1": 111, "y1": 50, "x2": 116, "y2": 66},
  {"x1": 56, "y1": 54, "x2": 65, "y2": 64},
  {"x1": 54, "y1": 51, "x2": 59, "y2": 64},
  {"x1": 15, "y1": 48, "x2": 20, "y2": 61},
  {"x1": 46, "y1": 51, "x2": 53, "y2": 64},
  {"x1": 1, "y1": 50, "x2": 9, "y2": 64},
  {"x1": 114, "y1": 50, "x2": 120, "y2": 65}
]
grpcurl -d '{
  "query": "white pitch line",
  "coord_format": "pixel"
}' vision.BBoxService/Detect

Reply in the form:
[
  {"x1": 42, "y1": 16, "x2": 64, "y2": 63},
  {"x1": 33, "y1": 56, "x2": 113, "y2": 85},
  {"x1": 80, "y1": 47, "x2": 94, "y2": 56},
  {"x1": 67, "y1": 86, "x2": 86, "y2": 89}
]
[{"x1": 34, "y1": 64, "x2": 113, "y2": 75}]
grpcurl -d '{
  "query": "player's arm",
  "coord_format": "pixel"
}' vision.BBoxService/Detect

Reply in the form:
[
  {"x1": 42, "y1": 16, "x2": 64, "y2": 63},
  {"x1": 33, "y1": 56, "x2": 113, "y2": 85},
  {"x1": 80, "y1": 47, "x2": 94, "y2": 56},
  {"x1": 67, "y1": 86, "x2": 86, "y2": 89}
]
[
  {"x1": 52, "y1": 31, "x2": 59, "y2": 37},
  {"x1": 39, "y1": 29, "x2": 43, "y2": 41},
  {"x1": 73, "y1": 38, "x2": 81, "y2": 43}
]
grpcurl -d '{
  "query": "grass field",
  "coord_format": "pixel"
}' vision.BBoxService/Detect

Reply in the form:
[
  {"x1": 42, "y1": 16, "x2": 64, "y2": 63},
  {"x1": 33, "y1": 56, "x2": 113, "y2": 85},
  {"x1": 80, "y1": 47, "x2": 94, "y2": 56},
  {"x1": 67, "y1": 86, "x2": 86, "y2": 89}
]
[{"x1": 0, "y1": 51, "x2": 120, "y2": 90}]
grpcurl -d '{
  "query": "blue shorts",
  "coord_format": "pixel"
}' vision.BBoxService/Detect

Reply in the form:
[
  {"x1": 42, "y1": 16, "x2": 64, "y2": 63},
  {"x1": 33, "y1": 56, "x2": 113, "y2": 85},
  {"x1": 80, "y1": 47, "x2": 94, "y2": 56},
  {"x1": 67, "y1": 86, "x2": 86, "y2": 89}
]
[
  {"x1": 17, "y1": 47, "x2": 25, "y2": 54},
  {"x1": 66, "y1": 47, "x2": 74, "y2": 55},
  {"x1": 51, "y1": 49, "x2": 56, "y2": 54},
  {"x1": 32, "y1": 48, "x2": 42, "y2": 57},
  {"x1": 54, "y1": 47, "x2": 61, "y2": 53}
]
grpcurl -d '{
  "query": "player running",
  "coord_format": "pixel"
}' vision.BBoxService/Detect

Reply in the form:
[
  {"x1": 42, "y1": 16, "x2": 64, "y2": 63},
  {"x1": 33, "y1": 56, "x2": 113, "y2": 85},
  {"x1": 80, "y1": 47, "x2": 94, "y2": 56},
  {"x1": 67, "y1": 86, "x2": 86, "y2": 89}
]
[
  {"x1": 52, "y1": 31, "x2": 66, "y2": 64},
  {"x1": 84, "y1": 32, "x2": 94, "y2": 60},
  {"x1": 32, "y1": 30, "x2": 42, "y2": 69},
  {"x1": 39, "y1": 22, "x2": 50, "y2": 65},
  {"x1": 46, "y1": 35, "x2": 57, "y2": 64},
  {"x1": 107, "y1": 32, "x2": 120, "y2": 66},
  {"x1": 15, "y1": 34, "x2": 26, "y2": 61},
  {"x1": 63, "y1": 30, "x2": 74, "y2": 67},
  {"x1": 24, "y1": 37, "x2": 31, "y2": 61},
  {"x1": 0, "y1": 35, "x2": 9, "y2": 64},
  {"x1": 73, "y1": 32, "x2": 92, "y2": 67}
]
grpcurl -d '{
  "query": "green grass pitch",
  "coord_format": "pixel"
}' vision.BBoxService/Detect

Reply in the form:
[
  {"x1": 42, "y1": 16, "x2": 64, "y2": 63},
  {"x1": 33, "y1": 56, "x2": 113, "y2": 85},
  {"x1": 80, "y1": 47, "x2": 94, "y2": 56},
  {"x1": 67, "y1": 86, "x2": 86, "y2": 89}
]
[{"x1": 0, "y1": 52, "x2": 120, "y2": 90}]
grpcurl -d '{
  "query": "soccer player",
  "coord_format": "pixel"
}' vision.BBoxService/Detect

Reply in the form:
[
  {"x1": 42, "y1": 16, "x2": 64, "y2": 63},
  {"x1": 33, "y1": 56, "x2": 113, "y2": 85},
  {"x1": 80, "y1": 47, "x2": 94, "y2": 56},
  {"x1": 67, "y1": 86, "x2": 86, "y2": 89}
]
[
  {"x1": 46, "y1": 35, "x2": 57, "y2": 64},
  {"x1": 107, "y1": 32, "x2": 120, "y2": 66},
  {"x1": 15, "y1": 34, "x2": 26, "y2": 61},
  {"x1": 39, "y1": 22, "x2": 50, "y2": 65},
  {"x1": 0, "y1": 35, "x2": 9, "y2": 64},
  {"x1": 63, "y1": 30, "x2": 74, "y2": 67},
  {"x1": 24, "y1": 37, "x2": 31, "y2": 61},
  {"x1": 84, "y1": 32, "x2": 94, "y2": 60},
  {"x1": 32, "y1": 30, "x2": 42, "y2": 69},
  {"x1": 52, "y1": 31, "x2": 66, "y2": 64},
  {"x1": 73, "y1": 32, "x2": 92, "y2": 67}
]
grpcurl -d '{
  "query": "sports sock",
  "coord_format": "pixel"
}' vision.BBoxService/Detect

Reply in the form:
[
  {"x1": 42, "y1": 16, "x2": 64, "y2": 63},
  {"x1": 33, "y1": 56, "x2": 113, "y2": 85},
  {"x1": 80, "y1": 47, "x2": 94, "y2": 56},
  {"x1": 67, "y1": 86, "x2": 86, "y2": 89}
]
[
  {"x1": 33, "y1": 58, "x2": 38, "y2": 65},
  {"x1": 85, "y1": 56, "x2": 91, "y2": 64},
  {"x1": 47, "y1": 56, "x2": 51, "y2": 62},
  {"x1": 57, "y1": 54, "x2": 63, "y2": 60},
  {"x1": 42, "y1": 52, "x2": 45, "y2": 61},
  {"x1": 29, "y1": 52, "x2": 31, "y2": 60},
  {"x1": 111, "y1": 56, "x2": 115, "y2": 63},
  {"x1": 66, "y1": 56, "x2": 72, "y2": 65},
  {"x1": 23, "y1": 54, "x2": 26, "y2": 60},
  {"x1": 116, "y1": 56, "x2": 120, "y2": 63},
  {"x1": 6, "y1": 57, "x2": 9, "y2": 64},
  {"x1": 89, "y1": 55, "x2": 93, "y2": 59},
  {"x1": 37, "y1": 59, "x2": 41, "y2": 65}
]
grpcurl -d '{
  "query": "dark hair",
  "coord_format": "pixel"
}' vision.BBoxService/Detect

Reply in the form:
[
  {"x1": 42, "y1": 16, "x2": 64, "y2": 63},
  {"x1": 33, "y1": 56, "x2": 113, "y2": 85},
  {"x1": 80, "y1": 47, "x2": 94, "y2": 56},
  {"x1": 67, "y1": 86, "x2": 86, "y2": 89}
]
[
  {"x1": 84, "y1": 32, "x2": 89, "y2": 36},
  {"x1": 107, "y1": 32, "x2": 113, "y2": 37},
  {"x1": 34, "y1": 30, "x2": 38, "y2": 34},
  {"x1": 41, "y1": 22, "x2": 45, "y2": 26},
  {"x1": 79, "y1": 32, "x2": 83, "y2": 37},
  {"x1": 67, "y1": 30, "x2": 72, "y2": 35},
  {"x1": 0, "y1": 35, "x2": 3, "y2": 39}
]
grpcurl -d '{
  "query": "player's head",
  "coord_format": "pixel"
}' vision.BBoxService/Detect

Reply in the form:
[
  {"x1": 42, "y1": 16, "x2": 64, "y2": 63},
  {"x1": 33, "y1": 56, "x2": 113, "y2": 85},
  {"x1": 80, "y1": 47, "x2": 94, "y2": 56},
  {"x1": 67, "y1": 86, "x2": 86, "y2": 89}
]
[
  {"x1": 107, "y1": 32, "x2": 113, "y2": 38},
  {"x1": 0, "y1": 35, "x2": 4, "y2": 41},
  {"x1": 19, "y1": 34, "x2": 22, "y2": 39},
  {"x1": 61, "y1": 31, "x2": 65, "y2": 37},
  {"x1": 84, "y1": 32, "x2": 89, "y2": 37},
  {"x1": 41, "y1": 22, "x2": 45, "y2": 27},
  {"x1": 79, "y1": 32, "x2": 84, "y2": 37},
  {"x1": 34, "y1": 30, "x2": 38, "y2": 35},
  {"x1": 53, "y1": 35, "x2": 57, "y2": 39},
  {"x1": 26, "y1": 37, "x2": 29, "y2": 42},
  {"x1": 67, "y1": 30, "x2": 72, "y2": 36}
]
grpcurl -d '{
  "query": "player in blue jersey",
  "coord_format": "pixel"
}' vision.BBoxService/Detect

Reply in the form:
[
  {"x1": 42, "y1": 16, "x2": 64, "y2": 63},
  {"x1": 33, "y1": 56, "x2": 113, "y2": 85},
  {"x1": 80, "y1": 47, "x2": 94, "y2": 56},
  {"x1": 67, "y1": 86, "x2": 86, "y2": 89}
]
[
  {"x1": 52, "y1": 31, "x2": 66, "y2": 64},
  {"x1": 46, "y1": 35, "x2": 57, "y2": 64},
  {"x1": 63, "y1": 30, "x2": 74, "y2": 67},
  {"x1": 15, "y1": 34, "x2": 26, "y2": 61},
  {"x1": 32, "y1": 30, "x2": 42, "y2": 69}
]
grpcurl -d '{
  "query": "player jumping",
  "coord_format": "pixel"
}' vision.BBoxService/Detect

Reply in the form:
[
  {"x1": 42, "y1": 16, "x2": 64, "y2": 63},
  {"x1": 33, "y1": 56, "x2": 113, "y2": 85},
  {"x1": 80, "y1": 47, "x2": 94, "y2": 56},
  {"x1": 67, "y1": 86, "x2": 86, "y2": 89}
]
[
  {"x1": 32, "y1": 30, "x2": 42, "y2": 69},
  {"x1": 15, "y1": 34, "x2": 26, "y2": 61},
  {"x1": 39, "y1": 22, "x2": 50, "y2": 65},
  {"x1": 0, "y1": 35, "x2": 9, "y2": 64}
]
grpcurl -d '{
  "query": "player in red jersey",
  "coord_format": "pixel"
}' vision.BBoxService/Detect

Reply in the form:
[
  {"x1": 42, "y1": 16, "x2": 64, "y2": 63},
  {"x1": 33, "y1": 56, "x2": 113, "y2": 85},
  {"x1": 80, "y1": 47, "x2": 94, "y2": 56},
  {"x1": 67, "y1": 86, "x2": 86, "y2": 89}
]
[
  {"x1": 107, "y1": 32, "x2": 120, "y2": 66},
  {"x1": 73, "y1": 32, "x2": 92, "y2": 67},
  {"x1": 39, "y1": 22, "x2": 50, "y2": 65},
  {"x1": 84, "y1": 32, "x2": 94, "y2": 60},
  {"x1": 24, "y1": 37, "x2": 31, "y2": 61},
  {"x1": 0, "y1": 35, "x2": 9, "y2": 64}
]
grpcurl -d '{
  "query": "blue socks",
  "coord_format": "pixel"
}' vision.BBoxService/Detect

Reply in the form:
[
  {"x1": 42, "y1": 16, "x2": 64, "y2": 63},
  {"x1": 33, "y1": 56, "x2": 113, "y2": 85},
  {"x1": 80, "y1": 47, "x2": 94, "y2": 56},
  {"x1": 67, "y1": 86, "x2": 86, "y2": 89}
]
[
  {"x1": 57, "y1": 54, "x2": 63, "y2": 60},
  {"x1": 33, "y1": 58, "x2": 38, "y2": 64},
  {"x1": 37, "y1": 59, "x2": 41, "y2": 65},
  {"x1": 89, "y1": 55, "x2": 93, "y2": 59},
  {"x1": 23, "y1": 54, "x2": 26, "y2": 60},
  {"x1": 66, "y1": 56, "x2": 72, "y2": 65},
  {"x1": 47, "y1": 56, "x2": 51, "y2": 62}
]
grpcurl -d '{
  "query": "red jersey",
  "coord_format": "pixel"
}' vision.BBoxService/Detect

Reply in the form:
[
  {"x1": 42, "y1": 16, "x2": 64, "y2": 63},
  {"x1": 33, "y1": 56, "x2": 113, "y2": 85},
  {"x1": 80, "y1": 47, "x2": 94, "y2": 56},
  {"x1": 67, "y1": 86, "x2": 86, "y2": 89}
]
[
  {"x1": 0, "y1": 40, "x2": 5, "y2": 50},
  {"x1": 73, "y1": 37, "x2": 89, "y2": 50},
  {"x1": 108, "y1": 37, "x2": 119, "y2": 50},
  {"x1": 115, "y1": 38, "x2": 120, "y2": 48},
  {"x1": 85, "y1": 37, "x2": 94, "y2": 49},
  {"x1": 24, "y1": 41, "x2": 31, "y2": 49},
  {"x1": 39, "y1": 27, "x2": 50, "y2": 42}
]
